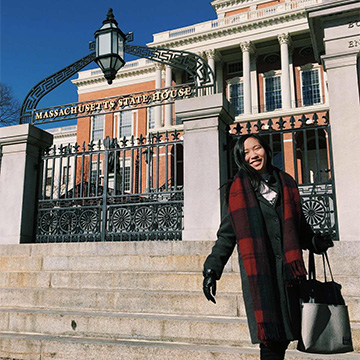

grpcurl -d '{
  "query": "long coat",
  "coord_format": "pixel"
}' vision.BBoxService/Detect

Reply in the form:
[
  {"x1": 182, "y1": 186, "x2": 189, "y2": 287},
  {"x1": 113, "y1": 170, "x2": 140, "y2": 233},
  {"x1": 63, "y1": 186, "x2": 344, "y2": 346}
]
[{"x1": 204, "y1": 171, "x2": 317, "y2": 344}]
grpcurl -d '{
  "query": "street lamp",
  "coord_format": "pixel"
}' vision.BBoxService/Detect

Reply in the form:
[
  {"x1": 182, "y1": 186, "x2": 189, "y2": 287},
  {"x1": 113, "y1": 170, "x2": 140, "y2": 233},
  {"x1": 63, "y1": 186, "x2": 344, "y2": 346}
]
[
  {"x1": 20, "y1": 7, "x2": 215, "y2": 124},
  {"x1": 94, "y1": 8, "x2": 126, "y2": 85}
]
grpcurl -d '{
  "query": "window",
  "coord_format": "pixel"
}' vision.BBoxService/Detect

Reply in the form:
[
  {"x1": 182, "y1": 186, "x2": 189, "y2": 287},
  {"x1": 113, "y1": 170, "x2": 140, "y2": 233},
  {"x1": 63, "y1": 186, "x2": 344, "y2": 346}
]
[
  {"x1": 92, "y1": 114, "x2": 104, "y2": 142},
  {"x1": 227, "y1": 77, "x2": 244, "y2": 116},
  {"x1": 301, "y1": 68, "x2": 321, "y2": 106},
  {"x1": 148, "y1": 107, "x2": 155, "y2": 130},
  {"x1": 91, "y1": 161, "x2": 102, "y2": 184},
  {"x1": 119, "y1": 110, "x2": 132, "y2": 137},
  {"x1": 61, "y1": 166, "x2": 70, "y2": 185},
  {"x1": 227, "y1": 62, "x2": 242, "y2": 75},
  {"x1": 265, "y1": 75, "x2": 282, "y2": 111},
  {"x1": 46, "y1": 168, "x2": 52, "y2": 186},
  {"x1": 122, "y1": 166, "x2": 131, "y2": 192}
]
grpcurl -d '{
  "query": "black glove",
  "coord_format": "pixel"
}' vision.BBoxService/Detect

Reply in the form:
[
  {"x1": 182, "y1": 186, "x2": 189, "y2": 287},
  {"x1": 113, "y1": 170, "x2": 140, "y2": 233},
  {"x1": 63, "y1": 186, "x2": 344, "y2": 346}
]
[
  {"x1": 203, "y1": 269, "x2": 217, "y2": 304},
  {"x1": 312, "y1": 232, "x2": 334, "y2": 254}
]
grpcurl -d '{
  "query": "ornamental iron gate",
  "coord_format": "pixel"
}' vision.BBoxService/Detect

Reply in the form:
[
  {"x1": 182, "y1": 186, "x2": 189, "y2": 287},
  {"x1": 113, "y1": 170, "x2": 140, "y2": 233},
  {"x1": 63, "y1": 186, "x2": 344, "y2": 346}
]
[
  {"x1": 227, "y1": 112, "x2": 338, "y2": 240},
  {"x1": 36, "y1": 131, "x2": 183, "y2": 242}
]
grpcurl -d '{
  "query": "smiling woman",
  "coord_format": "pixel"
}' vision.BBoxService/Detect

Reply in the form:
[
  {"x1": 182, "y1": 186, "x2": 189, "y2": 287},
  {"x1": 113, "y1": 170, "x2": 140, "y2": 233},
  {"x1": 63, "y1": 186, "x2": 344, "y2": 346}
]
[
  {"x1": 202, "y1": 133, "x2": 334, "y2": 360},
  {"x1": 244, "y1": 136, "x2": 268, "y2": 175}
]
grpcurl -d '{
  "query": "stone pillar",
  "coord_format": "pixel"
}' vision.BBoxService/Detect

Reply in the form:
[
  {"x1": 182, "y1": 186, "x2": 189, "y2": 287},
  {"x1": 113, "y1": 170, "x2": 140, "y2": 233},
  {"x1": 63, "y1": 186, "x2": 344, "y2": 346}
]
[
  {"x1": 250, "y1": 52, "x2": 258, "y2": 114},
  {"x1": 307, "y1": 0, "x2": 360, "y2": 241},
  {"x1": 215, "y1": 60, "x2": 224, "y2": 94},
  {"x1": 288, "y1": 49, "x2": 295, "y2": 108},
  {"x1": 205, "y1": 49, "x2": 216, "y2": 95},
  {"x1": 154, "y1": 63, "x2": 162, "y2": 128},
  {"x1": 0, "y1": 124, "x2": 53, "y2": 244},
  {"x1": 278, "y1": 33, "x2": 292, "y2": 110},
  {"x1": 240, "y1": 41, "x2": 253, "y2": 114},
  {"x1": 164, "y1": 65, "x2": 172, "y2": 128},
  {"x1": 175, "y1": 94, "x2": 234, "y2": 240}
]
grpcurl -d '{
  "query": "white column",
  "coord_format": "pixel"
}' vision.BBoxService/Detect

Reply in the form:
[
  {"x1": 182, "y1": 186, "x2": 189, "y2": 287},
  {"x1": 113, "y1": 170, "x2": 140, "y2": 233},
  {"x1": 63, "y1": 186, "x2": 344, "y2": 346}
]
[
  {"x1": 278, "y1": 33, "x2": 292, "y2": 110},
  {"x1": 154, "y1": 63, "x2": 162, "y2": 128},
  {"x1": 289, "y1": 50, "x2": 295, "y2": 108},
  {"x1": 215, "y1": 61, "x2": 224, "y2": 94},
  {"x1": 205, "y1": 49, "x2": 216, "y2": 95},
  {"x1": 164, "y1": 65, "x2": 172, "y2": 128},
  {"x1": 240, "y1": 41, "x2": 253, "y2": 115},
  {"x1": 250, "y1": 52, "x2": 258, "y2": 114}
]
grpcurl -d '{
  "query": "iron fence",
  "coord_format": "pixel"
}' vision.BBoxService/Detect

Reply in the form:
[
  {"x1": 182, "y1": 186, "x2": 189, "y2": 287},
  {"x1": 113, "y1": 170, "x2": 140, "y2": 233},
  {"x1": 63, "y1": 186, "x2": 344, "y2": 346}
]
[
  {"x1": 227, "y1": 111, "x2": 338, "y2": 239},
  {"x1": 36, "y1": 131, "x2": 184, "y2": 242}
]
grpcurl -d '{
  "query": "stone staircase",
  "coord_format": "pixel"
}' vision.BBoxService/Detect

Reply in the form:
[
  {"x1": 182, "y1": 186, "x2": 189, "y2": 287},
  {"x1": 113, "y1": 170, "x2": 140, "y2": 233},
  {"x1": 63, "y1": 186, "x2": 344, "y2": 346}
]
[{"x1": 0, "y1": 241, "x2": 358, "y2": 359}]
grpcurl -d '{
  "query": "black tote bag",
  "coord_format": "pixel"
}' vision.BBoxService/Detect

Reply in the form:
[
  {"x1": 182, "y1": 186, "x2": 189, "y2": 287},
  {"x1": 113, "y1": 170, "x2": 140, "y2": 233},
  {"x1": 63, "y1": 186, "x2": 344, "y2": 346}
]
[{"x1": 297, "y1": 251, "x2": 353, "y2": 354}]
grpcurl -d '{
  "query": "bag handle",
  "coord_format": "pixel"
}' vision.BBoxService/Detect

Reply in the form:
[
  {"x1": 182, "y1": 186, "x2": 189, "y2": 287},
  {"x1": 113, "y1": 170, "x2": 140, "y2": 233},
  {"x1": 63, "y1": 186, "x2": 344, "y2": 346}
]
[
  {"x1": 322, "y1": 252, "x2": 335, "y2": 283},
  {"x1": 308, "y1": 251, "x2": 335, "y2": 282},
  {"x1": 308, "y1": 251, "x2": 316, "y2": 280}
]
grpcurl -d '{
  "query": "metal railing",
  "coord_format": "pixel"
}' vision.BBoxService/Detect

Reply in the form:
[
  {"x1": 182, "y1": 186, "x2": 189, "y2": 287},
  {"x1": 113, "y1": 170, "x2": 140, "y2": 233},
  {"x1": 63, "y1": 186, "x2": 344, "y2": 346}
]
[
  {"x1": 227, "y1": 111, "x2": 338, "y2": 239},
  {"x1": 36, "y1": 131, "x2": 184, "y2": 242}
]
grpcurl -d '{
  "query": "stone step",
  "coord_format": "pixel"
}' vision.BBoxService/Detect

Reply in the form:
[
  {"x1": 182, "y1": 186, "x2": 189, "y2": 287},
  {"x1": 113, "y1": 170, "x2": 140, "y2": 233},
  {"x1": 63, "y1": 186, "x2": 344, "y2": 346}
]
[
  {"x1": 0, "y1": 270, "x2": 242, "y2": 293},
  {"x1": 0, "y1": 309, "x2": 358, "y2": 352},
  {"x1": 0, "y1": 332, "x2": 358, "y2": 360},
  {"x1": 1, "y1": 287, "x2": 360, "y2": 322},
  {"x1": 0, "y1": 254, "x2": 211, "y2": 273},
  {"x1": 0, "y1": 240, "x2": 359, "y2": 259},
  {"x1": 0, "y1": 245, "x2": 358, "y2": 277},
  {"x1": 0, "y1": 241, "x2": 214, "y2": 257},
  {"x1": 0, "y1": 253, "x2": 359, "y2": 279},
  {"x1": 0, "y1": 288, "x2": 246, "y2": 318},
  {"x1": 0, "y1": 270, "x2": 358, "y2": 298},
  {"x1": 0, "y1": 239, "x2": 357, "y2": 257},
  {"x1": 0, "y1": 309, "x2": 252, "y2": 348}
]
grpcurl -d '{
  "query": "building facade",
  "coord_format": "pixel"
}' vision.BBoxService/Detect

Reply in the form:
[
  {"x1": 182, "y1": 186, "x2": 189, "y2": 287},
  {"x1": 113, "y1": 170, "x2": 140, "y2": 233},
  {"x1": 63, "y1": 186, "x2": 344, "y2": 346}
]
[
  {"x1": 70, "y1": 0, "x2": 334, "y2": 231},
  {"x1": 73, "y1": 0, "x2": 329, "y2": 181}
]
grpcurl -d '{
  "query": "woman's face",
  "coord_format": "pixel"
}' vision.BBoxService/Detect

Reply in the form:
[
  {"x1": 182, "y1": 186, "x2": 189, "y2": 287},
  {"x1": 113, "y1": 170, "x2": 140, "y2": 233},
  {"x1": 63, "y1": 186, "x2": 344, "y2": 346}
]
[{"x1": 243, "y1": 137, "x2": 268, "y2": 175}]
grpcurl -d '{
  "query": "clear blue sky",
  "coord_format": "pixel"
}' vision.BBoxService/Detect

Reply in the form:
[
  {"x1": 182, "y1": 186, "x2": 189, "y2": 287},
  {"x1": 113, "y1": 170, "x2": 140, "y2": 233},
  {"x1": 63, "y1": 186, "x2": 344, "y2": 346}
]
[{"x1": 1, "y1": 0, "x2": 216, "y2": 125}]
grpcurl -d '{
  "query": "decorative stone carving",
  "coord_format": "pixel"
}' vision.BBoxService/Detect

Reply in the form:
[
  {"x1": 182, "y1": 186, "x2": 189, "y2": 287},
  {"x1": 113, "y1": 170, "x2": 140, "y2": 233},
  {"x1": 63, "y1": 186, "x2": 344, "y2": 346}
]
[
  {"x1": 278, "y1": 33, "x2": 292, "y2": 46},
  {"x1": 240, "y1": 41, "x2": 255, "y2": 54}
]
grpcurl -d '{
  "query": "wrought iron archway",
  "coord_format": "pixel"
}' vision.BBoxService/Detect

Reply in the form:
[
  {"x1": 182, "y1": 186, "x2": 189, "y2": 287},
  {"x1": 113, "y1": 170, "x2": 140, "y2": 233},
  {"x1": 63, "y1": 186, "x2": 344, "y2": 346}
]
[{"x1": 19, "y1": 46, "x2": 215, "y2": 125}]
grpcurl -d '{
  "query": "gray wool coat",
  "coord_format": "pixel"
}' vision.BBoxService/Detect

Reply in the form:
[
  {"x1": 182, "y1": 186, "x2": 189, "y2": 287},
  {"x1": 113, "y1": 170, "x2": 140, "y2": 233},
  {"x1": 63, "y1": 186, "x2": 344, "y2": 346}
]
[{"x1": 203, "y1": 173, "x2": 317, "y2": 344}]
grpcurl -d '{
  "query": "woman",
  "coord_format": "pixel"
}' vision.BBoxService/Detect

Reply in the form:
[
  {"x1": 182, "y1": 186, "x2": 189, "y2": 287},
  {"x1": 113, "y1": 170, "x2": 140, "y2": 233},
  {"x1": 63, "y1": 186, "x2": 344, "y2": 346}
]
[{"x1": 203, "y1": 134, "x2": 333, "y2": 360}]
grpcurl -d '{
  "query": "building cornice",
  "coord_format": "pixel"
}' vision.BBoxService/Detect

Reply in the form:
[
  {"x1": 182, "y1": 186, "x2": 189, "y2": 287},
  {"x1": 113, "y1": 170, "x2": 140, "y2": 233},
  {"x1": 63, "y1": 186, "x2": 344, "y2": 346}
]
[
  {"x1": 73, "y1": 65, "x2": 155, "y2": 89},
  {"x1": 148, "y1": 12, "x2": 306, "y2": 49}
]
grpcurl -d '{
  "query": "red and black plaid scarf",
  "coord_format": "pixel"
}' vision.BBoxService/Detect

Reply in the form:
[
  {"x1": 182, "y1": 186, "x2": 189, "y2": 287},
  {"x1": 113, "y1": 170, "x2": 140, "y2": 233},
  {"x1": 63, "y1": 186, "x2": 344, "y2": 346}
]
[{"x1": 228, "y1": 169, "x2": 307, "y2": 341}]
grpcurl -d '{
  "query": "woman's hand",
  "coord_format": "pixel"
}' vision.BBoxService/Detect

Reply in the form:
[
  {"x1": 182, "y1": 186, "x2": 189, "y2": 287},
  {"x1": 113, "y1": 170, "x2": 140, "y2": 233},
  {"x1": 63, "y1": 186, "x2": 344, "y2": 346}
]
[
  {"x1": 203, "y1": 269, "x2": 217, "y2": 304},
  {"x1": 312, "y1": 232, "x2": 334, "y2": 254}
]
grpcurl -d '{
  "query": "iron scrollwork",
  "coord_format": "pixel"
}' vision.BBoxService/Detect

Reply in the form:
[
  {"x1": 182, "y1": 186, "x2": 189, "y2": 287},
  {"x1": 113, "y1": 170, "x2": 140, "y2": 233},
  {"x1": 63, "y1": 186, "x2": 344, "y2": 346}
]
[
  {"x1": 125, "y1": 44, "x2": 215, "y2": 92},
  {"x1": 20, "y1": 52, "x2": 96, "y2": 124}
]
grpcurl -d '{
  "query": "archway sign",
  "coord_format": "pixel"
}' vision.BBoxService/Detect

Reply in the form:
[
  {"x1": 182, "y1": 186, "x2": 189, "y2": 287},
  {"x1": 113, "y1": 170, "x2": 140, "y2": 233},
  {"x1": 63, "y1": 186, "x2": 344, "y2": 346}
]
[{"x1": 19, "y1": 10, "x2": 215, "y2": 125}]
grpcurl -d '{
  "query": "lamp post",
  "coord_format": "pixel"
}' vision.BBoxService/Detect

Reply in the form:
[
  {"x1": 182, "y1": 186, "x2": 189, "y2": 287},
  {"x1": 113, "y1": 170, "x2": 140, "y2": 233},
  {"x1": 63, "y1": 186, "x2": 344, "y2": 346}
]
[
  {"x1": 94, "y1": 8, "x2": 126, "y2": 85},
  {"x1": 20, "y1": 9, "x2": 215, "y2": 124}
]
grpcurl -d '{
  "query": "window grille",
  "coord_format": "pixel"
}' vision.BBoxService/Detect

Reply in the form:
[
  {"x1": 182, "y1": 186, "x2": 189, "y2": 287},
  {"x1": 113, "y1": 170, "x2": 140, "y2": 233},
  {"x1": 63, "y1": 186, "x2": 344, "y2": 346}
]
[
  {"x1": 92, "y1": 114, "x2": 104, "y2": 142},
  {"x1": 230, "y1": 83, "x2": 244, "y2": 116},
  {"x1": 148, "y1": 107, "x2": 155, "y2": 130},
  {"x1": 302, "y1": 69, "x2": 321, "y2": 106},
  {"x1": 227, "y1": 62, "x2": 242, "y2": 75},
  {"x1": 265, "y1": 76, "x2": 282, "y2": 111},
  {"x1": 119, "y1": 111, "x2": 132, "y2": 137},
  {"x1": 122, "y1": 166, "x2": 131, "y2": 192}
]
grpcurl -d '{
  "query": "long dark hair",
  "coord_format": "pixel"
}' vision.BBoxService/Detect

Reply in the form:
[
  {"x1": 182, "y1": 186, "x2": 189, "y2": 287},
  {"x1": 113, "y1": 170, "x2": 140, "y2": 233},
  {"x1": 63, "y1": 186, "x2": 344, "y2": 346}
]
[{"x1": 233, "y1": 134, "x2": 273, "y2": 189}]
